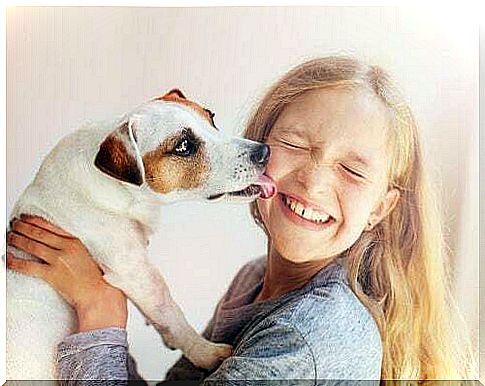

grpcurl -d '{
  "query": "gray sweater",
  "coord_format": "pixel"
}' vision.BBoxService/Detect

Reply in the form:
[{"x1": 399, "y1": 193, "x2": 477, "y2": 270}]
[{"x1": 57, "y1": 256, "x2": 382, "y2": 384}]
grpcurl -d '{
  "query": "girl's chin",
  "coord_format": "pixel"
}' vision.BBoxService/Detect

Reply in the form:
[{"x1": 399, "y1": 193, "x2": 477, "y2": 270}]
[{"x1": 271, "y1": 235, "x2": 325, "y2": 258}]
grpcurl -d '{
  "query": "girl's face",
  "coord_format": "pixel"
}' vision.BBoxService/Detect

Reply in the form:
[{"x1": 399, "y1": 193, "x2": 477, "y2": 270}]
[{"x1": 257, "y1": 87, "x2": 400, "y2": 263}]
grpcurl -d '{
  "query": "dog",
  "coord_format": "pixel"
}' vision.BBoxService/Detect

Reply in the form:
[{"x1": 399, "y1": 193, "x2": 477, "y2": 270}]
[{"x1": 6, "y1": 89, "x2": 276, "y2": 379}]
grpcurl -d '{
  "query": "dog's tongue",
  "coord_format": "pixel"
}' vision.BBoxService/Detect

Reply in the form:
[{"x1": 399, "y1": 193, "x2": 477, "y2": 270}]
[{"x1": 256, "y1": 174, "x2": 277, "y2": 199}]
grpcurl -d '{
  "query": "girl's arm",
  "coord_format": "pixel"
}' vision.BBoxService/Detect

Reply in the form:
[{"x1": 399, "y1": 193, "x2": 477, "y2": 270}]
[{"x1": 7, "y1": 216, "x2": 128, "y2": 332}]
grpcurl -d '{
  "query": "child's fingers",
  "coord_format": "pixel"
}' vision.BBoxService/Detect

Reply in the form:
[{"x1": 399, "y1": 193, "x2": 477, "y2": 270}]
[
  {"x1": 6, "y1": 253, "x2": 51, "y2": 280},
  {"x1": 19, "y1": 215, "x2": 74, "y2": 238},
  {"x1": 7, "y1": 231, "x2": 59, "y2": 264},
  {"x1": 11, "y1": 220, "x2": 67, "y2": 250}
]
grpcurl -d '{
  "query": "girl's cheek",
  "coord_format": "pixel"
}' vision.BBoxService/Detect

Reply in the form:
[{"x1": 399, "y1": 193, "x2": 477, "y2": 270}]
[
  {"x1": 342, "y1": 189, "x2": 376, "y2": 226},
  {"x1": 266, "y1": 148, "x2": 297, "y2": 178},
  {"x1": 256, "y1": 198, "x2": 271, "y2": 229},
  {"x1": 265, "y1": 151, "x2": 281, "y2": 176}
]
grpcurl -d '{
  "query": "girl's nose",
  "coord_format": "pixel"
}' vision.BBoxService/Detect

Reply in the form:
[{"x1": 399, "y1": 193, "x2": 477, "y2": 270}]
[{"x1": 296, "y1": 161, "x2": 335, "y2": 197}]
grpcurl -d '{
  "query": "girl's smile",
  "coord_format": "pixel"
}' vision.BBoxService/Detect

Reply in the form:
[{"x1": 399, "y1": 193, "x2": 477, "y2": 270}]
[{"x1": 277, "y1": 192, "x2": 336, "y2": 231}]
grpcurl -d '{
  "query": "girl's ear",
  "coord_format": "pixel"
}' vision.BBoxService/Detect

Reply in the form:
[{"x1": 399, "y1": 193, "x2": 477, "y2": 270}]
[{"x1": 365, "y1": 188, "x2": 400, "y2": 231}]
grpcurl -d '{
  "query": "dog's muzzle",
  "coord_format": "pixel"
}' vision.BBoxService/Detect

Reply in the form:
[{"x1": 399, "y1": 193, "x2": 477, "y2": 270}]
[{"x1": 207, "y1": 143, "x2": 275, "y2": 202}]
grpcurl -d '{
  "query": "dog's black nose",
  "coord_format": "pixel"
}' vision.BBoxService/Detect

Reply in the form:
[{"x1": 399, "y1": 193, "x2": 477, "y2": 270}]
[{"x1": 250, "y1": 144, "x2": 270, "y2": 166}]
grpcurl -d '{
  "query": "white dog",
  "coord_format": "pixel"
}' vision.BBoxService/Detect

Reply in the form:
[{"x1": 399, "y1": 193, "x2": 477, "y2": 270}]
[{"x1": 6, "y1": 89, "x2": 276, "y2": 380}]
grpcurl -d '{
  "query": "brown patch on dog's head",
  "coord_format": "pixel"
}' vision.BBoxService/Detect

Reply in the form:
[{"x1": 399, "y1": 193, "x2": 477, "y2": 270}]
[
  {"x1": 164, "y1": 88, "x2": 186, "y2": 99},
  {"x1": 154, "y1": 89, "x2": 218, "y2": 129},
  {"x1": 95, "y1": 122, "x2": 144, "y2": 186},
  {"x1": 143, "y1": 128, "x2": 210, "y2": 194}
]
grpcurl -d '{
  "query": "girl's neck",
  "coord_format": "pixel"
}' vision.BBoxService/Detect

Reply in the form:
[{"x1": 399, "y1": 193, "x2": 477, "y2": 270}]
[{"x1": 255, "y1": 243, "x2": 335, "y2": 302}]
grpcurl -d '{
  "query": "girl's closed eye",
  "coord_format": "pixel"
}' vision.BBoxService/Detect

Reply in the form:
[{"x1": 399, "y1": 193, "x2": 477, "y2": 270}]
[
  {"x1": 269, "y1": 137, "x2": 310, "y2": 151},
  {"x1": 281, "y1": 139, "x2": 309, "y2": 150},
  {"x1": 339, "y1": 163, "x2": 368, "y2": 180}
]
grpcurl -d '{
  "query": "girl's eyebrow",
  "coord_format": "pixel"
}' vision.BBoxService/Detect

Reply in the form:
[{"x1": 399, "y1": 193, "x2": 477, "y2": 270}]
[
  {"x1": 345, "y1": 150, "x2": 373, "y2": 169},
  {"x1": 271, "y1": 126, "x2": 307, "y2": 138}
]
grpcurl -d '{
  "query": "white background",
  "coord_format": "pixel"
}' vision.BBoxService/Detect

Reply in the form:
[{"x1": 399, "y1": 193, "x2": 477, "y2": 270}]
[{"x1": 6, "y1": 6, "x2": 479, "y2": 380}]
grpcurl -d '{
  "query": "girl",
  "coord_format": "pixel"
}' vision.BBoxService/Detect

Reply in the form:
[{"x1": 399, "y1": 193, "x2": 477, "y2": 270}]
[{"x1": 6, "y1": 56, "x2": 476, "y2": 381}]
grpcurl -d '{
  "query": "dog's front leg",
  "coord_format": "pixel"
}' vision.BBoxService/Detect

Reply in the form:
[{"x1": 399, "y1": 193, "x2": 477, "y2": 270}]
[{"x1": 101, "y1": 258, "x2": 232, "y2": 370}]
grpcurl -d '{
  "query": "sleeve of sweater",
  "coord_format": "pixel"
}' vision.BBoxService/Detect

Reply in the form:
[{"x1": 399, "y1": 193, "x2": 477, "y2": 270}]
[
  {"x1": 56, "y1": 320, "x2": 214, "y2": 384},
  {"x1": 57, "y1": 327, "x2": 145, "y2": 385}
]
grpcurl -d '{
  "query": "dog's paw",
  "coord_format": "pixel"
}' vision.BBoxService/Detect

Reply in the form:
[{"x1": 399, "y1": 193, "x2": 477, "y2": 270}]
[{"x1": 187, "y1": 341, "x2": 233, "y2": 370}]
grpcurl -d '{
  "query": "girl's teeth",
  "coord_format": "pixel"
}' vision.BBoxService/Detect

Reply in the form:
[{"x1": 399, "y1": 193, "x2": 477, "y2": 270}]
[
  {"x1": 306, "y1": 208, "x2": 314, "y2": 220},
  {"x1": 284, "y1": 195, "x2": 331, "y2": 224},
  {"x1": 295, "y1": 203, "x2": 304, "y2": 216}
]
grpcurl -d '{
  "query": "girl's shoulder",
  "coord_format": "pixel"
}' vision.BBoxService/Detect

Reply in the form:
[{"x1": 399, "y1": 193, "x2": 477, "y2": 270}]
[
  {"x1": 258, "y1": 278, "x2": 382, "y2": 344},
  {"x1": 246, "y1": 281, "x2": 383, "y2": 379},
  {"x1": 226, "y1": 255, "x2": 382, "y2": 350},
  {"x1": 287, "y1": 281, "x2": 382, "y2": 344},
  {"x1": 219, "y1": 257, "x2": 383, "y2": 379},
  {"x1": 230, "y1": 255, "x2": 382, "y2": 342}
]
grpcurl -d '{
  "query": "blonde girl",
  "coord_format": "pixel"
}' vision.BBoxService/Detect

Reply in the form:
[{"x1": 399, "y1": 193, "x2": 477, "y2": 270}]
[{"x1": 244, "y1": 56, "x2": 475, "y2": 379}]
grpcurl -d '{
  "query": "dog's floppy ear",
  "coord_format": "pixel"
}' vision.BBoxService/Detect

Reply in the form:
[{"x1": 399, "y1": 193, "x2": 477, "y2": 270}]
[{"x1": 94, "y1": 118, "x2": 145, "y2": 186}]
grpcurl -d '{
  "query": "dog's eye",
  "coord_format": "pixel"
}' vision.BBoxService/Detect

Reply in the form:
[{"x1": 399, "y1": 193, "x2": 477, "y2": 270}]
[{"x1": 173, "y1": 137, "x2": 197, "y2": 157}]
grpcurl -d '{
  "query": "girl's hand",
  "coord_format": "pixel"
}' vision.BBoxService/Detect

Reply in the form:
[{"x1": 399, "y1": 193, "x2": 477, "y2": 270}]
[{"x1": 6, "y1": 216, "x2": 128, "y2": 332}]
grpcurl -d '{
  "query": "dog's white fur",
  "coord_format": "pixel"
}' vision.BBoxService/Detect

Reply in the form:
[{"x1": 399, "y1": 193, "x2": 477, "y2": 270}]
[{"x1": 7, "y1": 95, "x2": 267, "y2": 379}]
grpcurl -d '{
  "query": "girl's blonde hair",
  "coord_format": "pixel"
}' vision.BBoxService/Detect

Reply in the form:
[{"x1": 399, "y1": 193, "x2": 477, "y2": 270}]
[{"x1": 244, "y1": 56, "x2": 476, "y2": 380}]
